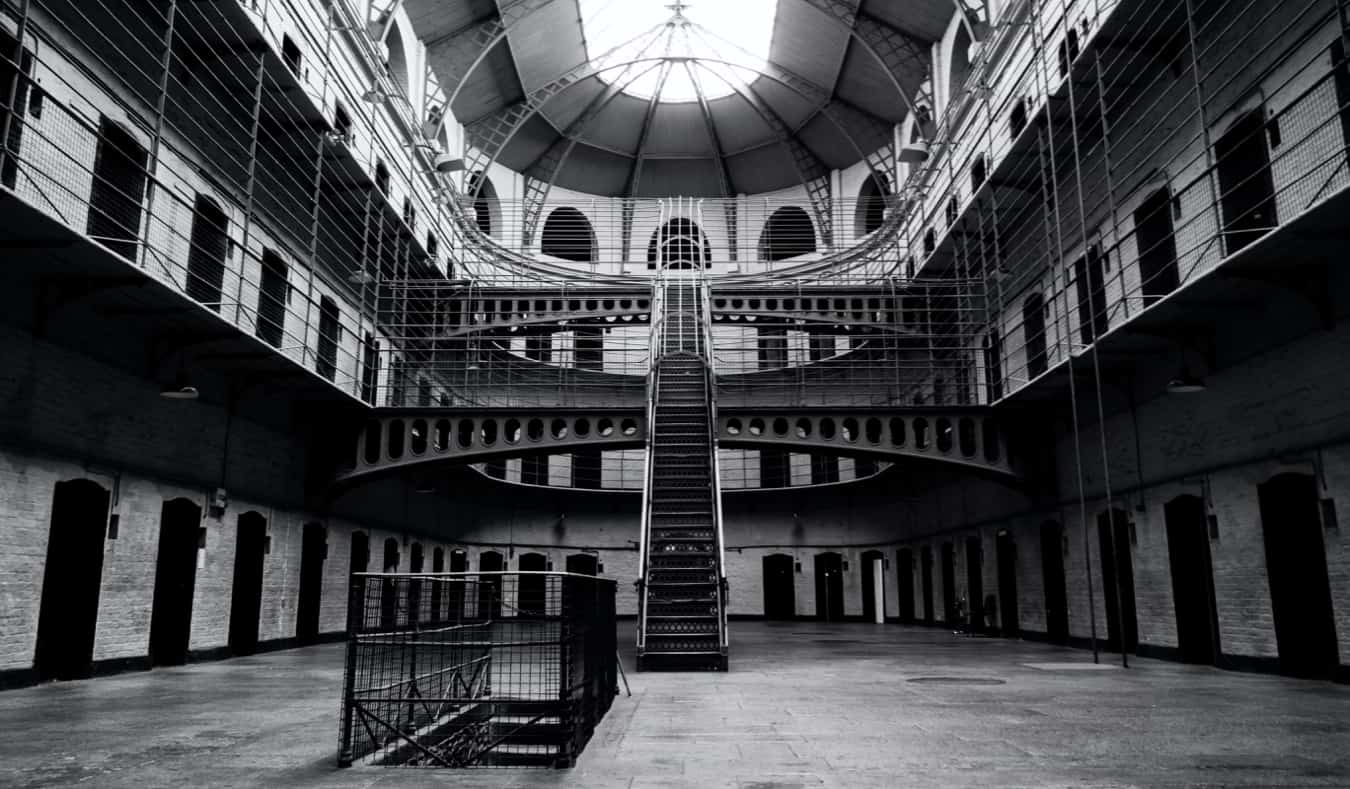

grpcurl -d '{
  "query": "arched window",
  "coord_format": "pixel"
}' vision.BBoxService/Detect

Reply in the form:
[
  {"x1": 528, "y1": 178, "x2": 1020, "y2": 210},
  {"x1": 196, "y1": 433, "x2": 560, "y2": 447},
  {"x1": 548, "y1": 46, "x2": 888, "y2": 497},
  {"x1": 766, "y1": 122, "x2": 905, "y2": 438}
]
[
  {"x1": 540, "y1": 207, "x2": 596, "y2": 262},
  {"x1": 467, "y1": 171, "x2": 499, "y2": 237},
  {"x1": 854, "y1": 171, "x2": 890, "y2": 236},
  {"x1": 758, "y1": 206, "x2": 816, "y2": 261},
  {"x1": 646, "y1": 217, "x2": 711, "y2": 269},
  {"x1": 374, "y1": 159, "x2": 390, "y2": 196},
  {"x1": 383, "y1": 25, "x2": 409, "y2": 99},
  {"x1": 949, "y1": 23, "x2": 973, "y2": 102}
]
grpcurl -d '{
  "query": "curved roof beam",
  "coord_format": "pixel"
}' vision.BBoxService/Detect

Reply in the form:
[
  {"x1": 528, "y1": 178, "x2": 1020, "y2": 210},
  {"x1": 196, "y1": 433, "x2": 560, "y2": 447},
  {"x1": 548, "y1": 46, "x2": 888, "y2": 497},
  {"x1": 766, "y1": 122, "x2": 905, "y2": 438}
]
[
  {"x1": 420, "y1": 0, "x2": 560, "y2": 118},
  {"x1": 418, "y1": 0, "x2": 927, "y2": 151}
]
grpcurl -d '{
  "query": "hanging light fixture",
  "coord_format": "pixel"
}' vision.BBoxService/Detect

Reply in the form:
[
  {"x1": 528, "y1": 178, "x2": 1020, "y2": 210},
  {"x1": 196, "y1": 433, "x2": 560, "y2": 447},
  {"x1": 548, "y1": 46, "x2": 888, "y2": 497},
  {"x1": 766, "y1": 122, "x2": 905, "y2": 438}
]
[
  {"x1": 898, "y1": 138, "x2": 930, "y2": 163},
  {"x1": 348, "y1": 268, "x2": 376, "y2": 285}
]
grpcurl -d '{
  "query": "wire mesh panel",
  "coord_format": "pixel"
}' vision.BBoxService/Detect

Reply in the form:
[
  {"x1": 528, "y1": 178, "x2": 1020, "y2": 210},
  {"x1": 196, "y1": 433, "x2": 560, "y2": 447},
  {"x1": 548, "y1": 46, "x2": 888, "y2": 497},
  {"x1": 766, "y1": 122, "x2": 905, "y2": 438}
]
[{"x1": 337, "y1": 571, "x2": 617, "y2": 768}]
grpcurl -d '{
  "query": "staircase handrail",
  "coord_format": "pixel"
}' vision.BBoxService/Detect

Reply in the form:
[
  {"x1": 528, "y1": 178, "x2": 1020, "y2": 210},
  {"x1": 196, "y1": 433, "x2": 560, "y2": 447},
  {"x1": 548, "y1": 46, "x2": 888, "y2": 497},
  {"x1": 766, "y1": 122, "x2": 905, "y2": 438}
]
[{"x1": 699, "y1": 273, "x2": 729, "y2": 652}]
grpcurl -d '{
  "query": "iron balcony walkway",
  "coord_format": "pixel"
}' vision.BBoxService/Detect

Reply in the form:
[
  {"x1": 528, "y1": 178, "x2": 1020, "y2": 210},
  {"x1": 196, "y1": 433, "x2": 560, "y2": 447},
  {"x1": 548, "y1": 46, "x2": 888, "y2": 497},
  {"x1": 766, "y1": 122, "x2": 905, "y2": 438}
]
[{"x1": 637, "y1": 278, "x2": 728, "y2": 671}]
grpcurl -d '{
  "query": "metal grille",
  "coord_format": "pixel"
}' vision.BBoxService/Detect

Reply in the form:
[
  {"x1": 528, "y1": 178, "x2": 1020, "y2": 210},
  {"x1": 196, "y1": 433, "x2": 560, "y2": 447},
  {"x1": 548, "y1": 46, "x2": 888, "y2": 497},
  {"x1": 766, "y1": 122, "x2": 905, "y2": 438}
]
[{"x1": 337, "y1": 571, "x2": 617, "y2": 768}]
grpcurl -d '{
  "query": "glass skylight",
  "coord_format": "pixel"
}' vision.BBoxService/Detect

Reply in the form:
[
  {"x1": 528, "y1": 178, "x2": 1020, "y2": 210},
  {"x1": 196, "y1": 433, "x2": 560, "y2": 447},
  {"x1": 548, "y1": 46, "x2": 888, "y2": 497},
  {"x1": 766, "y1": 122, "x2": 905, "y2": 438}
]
[{"x1": 578, "y1": 0, "x2": 778, "y2": 102}]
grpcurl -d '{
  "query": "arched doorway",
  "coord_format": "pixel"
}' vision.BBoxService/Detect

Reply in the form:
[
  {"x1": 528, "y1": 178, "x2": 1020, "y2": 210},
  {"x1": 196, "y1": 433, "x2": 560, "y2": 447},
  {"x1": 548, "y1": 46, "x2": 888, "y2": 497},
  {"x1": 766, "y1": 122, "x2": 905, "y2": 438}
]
[
  {"x1": 647, "y1": 217, "x2": 711, "y2": 269},
  {"x1": 762, "y1": 554, "x2": 795, "y2": 620},
  {"x1": 408, "y1": 542, "x2": 424, "y2": 625},
  {"x1": 565, "y1": 553, "x2": 598, "y2": 576},
  {"x1": 541, "y1": 207, "x2": 596, "y2": 262},
  {"x1": 518, "y1": 552, "x2": 548, "y2": 617},
  {"x1": 940, "y1": 542, "x2": 957, "y2": 625},
  {"x1": 1215, "y1": 106, "x2": 1277, "y2": 254},
  {"x1": 1135, "y1": 185, "x2": 1180, "y2": 301},
  {"x1": 920, "y1": 546, "x2": 935, "y2": 624},
  {"x1": 1164, "y1": 495, "x2": 1219, "y2": 665},
  {"x1": 380, "y1": 538, "x2": 401, "y2": 630},
  {"x1": 35, "y1": 478, "x2": 111, "y2": 681},
  {"x1": 150, "y1": 497, "x2": 202, "y2": 666},
  {"x1": 965, "y1": 536, "x2": 985, "y2": 633},
  {"x1": 896, "y1": 548, "x2": 915, "y2": 623},
  {"x1": 757, "y1": 206, "x2": 816, "y2": 261},
  {"x1": 854, "y1": 171, "x2": 890, "y2": 236},
  {"x1": 296, "y1": 523, "x2": 326, "y2": 643},
  {"x1": 1039, "y1": 522, "x2": 1069, "y2": 642},
  {"x1": 429, "y1": 547, "x2": 445, "y2": 623},
  {"x1": 479, "y1": 550, "x2": 504, "y2": 619},
  {"x1": 347, "y1": 531, "x2": 369, "y2": 633},
  {"x1": 995, "y1": 530, "x2": 1019, "y2": 637},
  {"x1": 1023, "y1": 294, "x2": 1047, "y2": 378},
  {"x1": 861, "y1": 550, "x2": 885, "y2": 623},
  {"x1": 86, "y1": 117, "x2": 147, "y2": 261},
  {"x1": 228, "y1": 512, "x2": 267, "y2": 655},
  {"x1": 185, "y1": 195, "x2": 229, "y2": 310},
  {"x1": 448, "y1": 549, "x2": 468, "y2": 621},
  {"x1": 1257, "y1": 473, "x2": 1339, "y2": 677},
  {"x1": 1097, "y1": 509, "x2": 1138, "y2": 653},
  {"x1": 813, "y1": 552, "x2": 844, "y2": 622}
]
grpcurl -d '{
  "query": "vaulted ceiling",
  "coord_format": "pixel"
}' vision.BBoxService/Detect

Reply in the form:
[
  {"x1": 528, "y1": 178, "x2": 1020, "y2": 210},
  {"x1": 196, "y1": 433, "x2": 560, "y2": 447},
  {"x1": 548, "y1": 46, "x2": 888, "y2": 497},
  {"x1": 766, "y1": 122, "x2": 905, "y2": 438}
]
[{"x1": 403, "y1": 0, "x2": 955, "y2": 197}]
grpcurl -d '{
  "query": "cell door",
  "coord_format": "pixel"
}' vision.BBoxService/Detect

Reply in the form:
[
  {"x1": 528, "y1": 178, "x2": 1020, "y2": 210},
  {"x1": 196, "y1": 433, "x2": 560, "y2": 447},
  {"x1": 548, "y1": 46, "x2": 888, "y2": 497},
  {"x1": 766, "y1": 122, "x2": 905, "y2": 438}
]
[
  {"x1": 149, "y1": 498, "x2": 202, "y2": 666},
  {"x1": 896, "y1": 549, "x2": 915, "y2": 624},
  {"x1": 920, "y1": 547, "x2": 935, "y2": 624},
  {"x1": 762, "y1": 554, "x2": 796, "y2": 620},
  {"x1": 479, "y1": 551, "x2": 504, "y2": 619},
  {"x1": 965, "y1": 537, "x2": 985, "y2": 632},
  {"x1": 1215, "y1": 108, "x2": 1278, "y2": 255},
  {"x1": 996, "y1": 531, "x2": 1019, "y2": 638},
  {"x1": 86, "y1": 118, "x2": 148, "y2": 261},
  {"x1": 1039, "y1": 522, "x2": 1069, "y2": 642},
  {"x1": 228, "y1": 512, "x2": 267, "y2": 655},
  {"x1": 1164, "y1": 496, "x2": 1219, "y2": 665},
  {"x1": 296, "y1": 523, "x2": 325, "y2": 643},
  {"x1": 1257, "y1": 474, "x2": 1339, "y2": 678},
  {"x1": 35, "y1": 479, "x2": 110, "y2": 681},
  {"x1": 1097, "y1": 510, "x2": 1138, "y2": 653},
  {"x1": 1134, "y1": 187, "x2": 1180, "y2": 301},
  {"x1": 518, "y1": 553, "x2": 548, "y2": 617},
  {"x1": 814, "y1": 553, "x2": 844, "y2": 622},
  {"x1": 940, "y1": 543, "x2": 957, "y2": 624}
]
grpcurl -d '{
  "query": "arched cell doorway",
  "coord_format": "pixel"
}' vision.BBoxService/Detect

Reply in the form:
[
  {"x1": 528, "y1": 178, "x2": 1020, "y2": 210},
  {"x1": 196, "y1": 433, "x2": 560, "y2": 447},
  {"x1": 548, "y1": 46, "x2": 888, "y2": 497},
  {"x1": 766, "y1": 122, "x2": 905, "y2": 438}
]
[
  {"x1": 380, "y1": 538, "x2": 401, "y2": 630},
  {"x1": 296, "y1": 523, "x2": 326, "y2": 643},
  {"x1": 541, "y1": 207, "x2": 596, "y2": 262},
  {"x1": 964, "y1": 536, "x2": 985, "y2": 633},
  {"x1": 408, "y1": 542, "x2": 424, "y2": 624},
  {"x1": 758, "y1": 206, "x2": 816, "y2": 261},
  {"x1": 566, "y1": 553, "x2": 598, "y2": 576},
  {"x1": 35, "y1": 478, "x2": 111, "y2": 681},
  {"x1": 1215, "y1": 106, "x2": 1277, "y2": 254},
  {"x1": 448, "y1": 549, "x2": 468, "y2": 621},
  {"x1": 1164, "y1": 495, "x2": 1219, "y2": 665},
  {"x1": 149, "y1": 497, "x2": 202, "y2": 666},
  {"x1": 762, "y1": 554, "x2": 795, "y2": 620},
  {"x1": 1097, "y1": 509, "x2": 1138, "y2": 653},
  {"x1": 896, "y1": 548, "x2": 915, "y2": 623},
  {"x1": 920, "y1": 546, "x2": 935, "y2": 624},
  {"x1": 940, "y1": 542, "x2": 957, "y2": 625},
  {"x1": 861, "y1": 550, "x2": 885, "y2": 623},
  {"x1": 228, "y1": 511, "x2": 267, "y2": 655},
  {"x1": 429, "y1": 547, "x2": 445, "y2": 623},
  {"x1": 86, "y1": 117, "x2": 147, "y2": 261},
  {"x1": 647, "y1": 217, "x2": 711, "y2": 269},
  {"x1": 1256, "y1": 473, "x2": 1339, "y2": 677},
  {"x1": 814, "y1": 552, "x2": 844, "y2": 622},
  {"x1": 518, "y1": 552, "x2": 548, "y2": 617},
  {"x1": 995, "y1": 530, "x2": 1019, "y2": 637},
  {"x1": 479, "y1": 550, "x2": 504, "y2": 619},
  {"x1": 854, "y1": 171, "x2": 891, "y2": 236},
  {"x1": 1039, "y1": 521, "x2": 1069, "y2": 642},
  {"x1": 382, "y1": 23, "x2": 409, "y2": 98},
  {"x1": 185, "y1": 195, "x2": 229, "y2": 310}
]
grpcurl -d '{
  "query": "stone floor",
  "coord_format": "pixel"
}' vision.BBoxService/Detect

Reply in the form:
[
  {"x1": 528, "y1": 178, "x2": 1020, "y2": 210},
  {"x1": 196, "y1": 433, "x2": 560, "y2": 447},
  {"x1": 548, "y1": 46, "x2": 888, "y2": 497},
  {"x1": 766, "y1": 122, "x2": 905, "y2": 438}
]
[{"x1": 1, "y1": 622, "x2": 1348, "y2": 788}]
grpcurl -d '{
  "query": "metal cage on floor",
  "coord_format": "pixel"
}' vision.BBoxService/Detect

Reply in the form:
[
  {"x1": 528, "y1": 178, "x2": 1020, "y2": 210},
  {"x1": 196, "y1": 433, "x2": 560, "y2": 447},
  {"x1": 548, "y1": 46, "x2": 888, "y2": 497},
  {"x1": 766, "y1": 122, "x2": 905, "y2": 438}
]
[{"x1": 337, "y1": 571, "x2": 617, "y2": 768}]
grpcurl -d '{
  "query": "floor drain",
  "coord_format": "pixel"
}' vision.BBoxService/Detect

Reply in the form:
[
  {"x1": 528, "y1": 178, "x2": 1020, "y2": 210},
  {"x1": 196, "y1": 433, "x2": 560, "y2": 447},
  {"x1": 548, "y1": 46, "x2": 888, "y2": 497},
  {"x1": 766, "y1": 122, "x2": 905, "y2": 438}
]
[{"x1": 907, "y1": 676, "x2": 1006, "y2": 685}]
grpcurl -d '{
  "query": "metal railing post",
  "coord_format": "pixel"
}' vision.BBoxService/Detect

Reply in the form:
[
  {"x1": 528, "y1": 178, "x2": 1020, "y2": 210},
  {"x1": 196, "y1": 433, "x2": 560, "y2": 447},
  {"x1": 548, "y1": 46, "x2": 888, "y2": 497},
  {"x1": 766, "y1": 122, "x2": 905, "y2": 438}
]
[{"x1": 337, "y1": 574, "x2": 364, "y2": 768}]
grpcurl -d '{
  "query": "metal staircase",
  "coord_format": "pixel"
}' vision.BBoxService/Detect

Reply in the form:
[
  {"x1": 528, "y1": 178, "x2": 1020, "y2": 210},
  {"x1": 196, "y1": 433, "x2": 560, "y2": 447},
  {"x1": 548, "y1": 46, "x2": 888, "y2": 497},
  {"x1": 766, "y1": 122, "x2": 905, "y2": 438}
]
[{"x1": 636, "y1": 274, "x2": 729, "y2": 671}]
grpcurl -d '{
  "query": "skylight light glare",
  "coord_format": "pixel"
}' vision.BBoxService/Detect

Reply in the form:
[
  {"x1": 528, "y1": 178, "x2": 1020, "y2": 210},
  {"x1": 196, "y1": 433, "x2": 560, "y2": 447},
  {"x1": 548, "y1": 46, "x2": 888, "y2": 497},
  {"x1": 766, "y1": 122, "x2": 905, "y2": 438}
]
[{"x1": 578, "y1": 0, "x2": 778, "y2": 101}]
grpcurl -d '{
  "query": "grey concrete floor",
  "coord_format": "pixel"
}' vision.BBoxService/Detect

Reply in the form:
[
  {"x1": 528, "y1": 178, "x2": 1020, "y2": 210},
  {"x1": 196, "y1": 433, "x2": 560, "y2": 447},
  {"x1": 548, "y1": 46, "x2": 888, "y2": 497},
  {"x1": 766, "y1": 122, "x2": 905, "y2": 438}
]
[{"x1": 1, "y1": 622, "x2": 1348, "y2": 788}]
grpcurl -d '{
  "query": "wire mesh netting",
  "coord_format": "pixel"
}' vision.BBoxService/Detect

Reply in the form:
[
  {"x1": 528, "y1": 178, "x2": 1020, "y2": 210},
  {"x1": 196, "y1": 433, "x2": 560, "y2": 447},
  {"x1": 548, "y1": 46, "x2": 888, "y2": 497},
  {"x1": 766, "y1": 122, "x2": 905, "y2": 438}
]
[{"x1": 337, "y1": 571, "x2": 617, "y2": 768}]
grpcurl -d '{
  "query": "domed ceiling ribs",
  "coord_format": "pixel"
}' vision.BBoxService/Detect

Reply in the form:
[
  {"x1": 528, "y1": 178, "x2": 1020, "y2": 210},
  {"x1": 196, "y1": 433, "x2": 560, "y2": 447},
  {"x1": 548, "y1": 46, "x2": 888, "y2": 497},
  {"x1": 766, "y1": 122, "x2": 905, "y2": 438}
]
[{"x1": 685, "y1": 62, "x2": 737, "y2": 261}]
